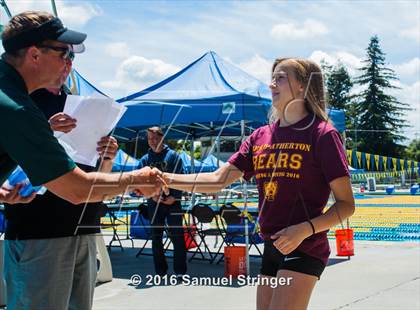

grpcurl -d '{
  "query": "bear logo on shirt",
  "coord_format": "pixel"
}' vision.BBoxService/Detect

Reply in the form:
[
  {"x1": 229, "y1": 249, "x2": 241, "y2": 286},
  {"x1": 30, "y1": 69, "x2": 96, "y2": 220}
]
[{"x1": 263, "y1": 181, "x2": 278, "y2": 201}]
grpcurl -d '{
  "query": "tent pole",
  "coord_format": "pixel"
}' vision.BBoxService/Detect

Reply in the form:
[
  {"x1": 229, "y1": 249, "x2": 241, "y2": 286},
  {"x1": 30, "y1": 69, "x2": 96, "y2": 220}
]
[
  {"x1": 1, "y1": 0, "x2": 12, "y2": 18},
  {"x1": 190, "y1": 133, "x2": 196, "y2": 207},
  {"x1": 342, "y1": 130, "x2": 350, "y2": 235},
  {"x1": 50, "y1": 0, "x2": 58, "y2": 17},
  {"x1": 215, "y1": 136, "x2": 220, "y2": 208},
  {"x1": 133, "y1": 131, "x2": 140, "y2": 160},
  {"x1": 241, "y1": 120, "x2": 250, "y2": 275}
]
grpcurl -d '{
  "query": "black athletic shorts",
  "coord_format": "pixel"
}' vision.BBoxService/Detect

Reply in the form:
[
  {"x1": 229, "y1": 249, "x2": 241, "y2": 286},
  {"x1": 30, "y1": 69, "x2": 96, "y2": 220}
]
[{"x1": 260, "y1": 240, "x2": 326, "y2": 279}]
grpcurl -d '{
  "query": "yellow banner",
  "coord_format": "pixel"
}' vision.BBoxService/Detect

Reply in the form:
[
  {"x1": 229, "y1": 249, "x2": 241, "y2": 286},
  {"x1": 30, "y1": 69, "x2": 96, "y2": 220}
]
[
  {"x1": 392, "y1": 158, "x2": 397, "y2": 171},
  {"x1": 346, "y1": 150, "x2": 352, "y2": 165},
  {"x1": 399, "y1": 159, "x2": 404, "y2": 171},
  {"x1": 366, "y1": 153, "x2": 371, "y2": 170},
  {"x1": 383, "y1": 156, "x2": 388, "y2": 171},
  {"x1": 374, "y1": 155, "x2": 379, "y2": 170},
  {"x1": 356, "y1": 152, "x2": 361, "y2": 168}
]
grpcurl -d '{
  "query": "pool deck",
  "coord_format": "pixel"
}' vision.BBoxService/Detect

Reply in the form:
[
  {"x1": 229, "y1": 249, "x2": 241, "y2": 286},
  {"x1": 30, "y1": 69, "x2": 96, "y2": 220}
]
[{"x1": 93, "y1": 238, "x2": 419, "y2": 310}]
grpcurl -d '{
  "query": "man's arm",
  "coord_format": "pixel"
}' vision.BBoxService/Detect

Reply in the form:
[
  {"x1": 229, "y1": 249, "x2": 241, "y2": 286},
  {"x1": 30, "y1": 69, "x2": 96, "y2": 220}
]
[{"x1": 45, "y1": 166, "x2": 163, "y2": 204}]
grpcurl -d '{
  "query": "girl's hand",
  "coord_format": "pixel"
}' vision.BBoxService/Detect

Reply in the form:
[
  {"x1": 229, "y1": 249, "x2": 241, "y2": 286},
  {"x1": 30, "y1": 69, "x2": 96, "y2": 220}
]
[{"x1": 270, "y1": 222, "x2": 313, "y2": 255}]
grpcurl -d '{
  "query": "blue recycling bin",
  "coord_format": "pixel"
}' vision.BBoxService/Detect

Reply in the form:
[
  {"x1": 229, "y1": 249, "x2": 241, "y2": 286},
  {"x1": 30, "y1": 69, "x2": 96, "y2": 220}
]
[{"x1": 386, "y1": 185, "x2": 395, "y2": 195}]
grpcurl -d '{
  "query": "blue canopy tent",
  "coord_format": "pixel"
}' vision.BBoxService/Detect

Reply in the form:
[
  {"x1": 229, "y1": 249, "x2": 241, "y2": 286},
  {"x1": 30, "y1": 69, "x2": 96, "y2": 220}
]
[
  {"x1": 116, "y1": 51, "x2": 272, "y2": 140},
  {"x1": 112, "y1": 149, "x2": 140, "y2": 172},
  {"x1": 114, "y1": 101, "x2": 193, "y2": 140},
  {"x1": 66, "y1": 69, "x2": 107, "y2": 97},
  {"x1": 202, "y1": 154, "x2": 225, "y2": 172},
  {"x1": 179, "y1": 151, "x2": 213, "y2": 173},
  {"x1": 116, "y1": 51, "x2": 345, "y2": 140}
]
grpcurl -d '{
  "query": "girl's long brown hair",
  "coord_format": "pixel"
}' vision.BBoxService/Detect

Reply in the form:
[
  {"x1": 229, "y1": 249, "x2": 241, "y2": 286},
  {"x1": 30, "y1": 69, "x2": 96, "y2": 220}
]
[{"x1": 269, "y1": 58, "x2": 329, "y2": 124}]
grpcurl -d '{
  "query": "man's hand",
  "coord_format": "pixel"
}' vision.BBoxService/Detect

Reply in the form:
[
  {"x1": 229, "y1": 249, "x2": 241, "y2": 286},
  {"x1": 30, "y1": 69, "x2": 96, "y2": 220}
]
[
  {"x1": 151, "y1": 195, "x2": 176, "y2": 205},
  {"x1": 151, "y1": 168, "x2": 169, "y2": 196},
  {"x1": 49, "y1": 112, "x2": 77, "y2": 133},
  {"x1": 161, "y1": 195, "x2": 176, "y2": 205},
  {"x1": 131, "y1": 167, "x2": 168, "y2": 198},
  {"x1": 97, "y1": 136, "x2": 118, "y2": 161},
  {"x1": 0, "y1": 184, "x2": 37, "y2": 204}
]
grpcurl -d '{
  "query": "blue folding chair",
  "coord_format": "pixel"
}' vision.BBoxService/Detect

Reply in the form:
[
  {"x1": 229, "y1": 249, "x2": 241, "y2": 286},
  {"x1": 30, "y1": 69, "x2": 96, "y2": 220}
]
[{"x1": 217, "y1": 204, "x2": 263, "y2": 264}]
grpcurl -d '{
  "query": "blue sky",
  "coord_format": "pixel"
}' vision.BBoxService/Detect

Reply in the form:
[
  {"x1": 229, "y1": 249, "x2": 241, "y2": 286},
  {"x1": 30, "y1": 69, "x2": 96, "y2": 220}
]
[{"x1": 1, "y1": 0, "x2": 419, "y2": 141}]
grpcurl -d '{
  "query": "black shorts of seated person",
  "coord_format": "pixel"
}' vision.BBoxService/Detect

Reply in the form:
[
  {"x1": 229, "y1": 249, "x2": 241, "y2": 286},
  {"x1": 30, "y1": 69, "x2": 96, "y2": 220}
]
[{"x1": 260, "y1": 240, "x2": 326, "y2": 279}]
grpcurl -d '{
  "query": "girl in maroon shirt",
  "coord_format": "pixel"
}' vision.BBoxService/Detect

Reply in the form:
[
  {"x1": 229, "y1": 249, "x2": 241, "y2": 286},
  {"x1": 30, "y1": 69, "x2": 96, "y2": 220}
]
[{"x1": 161, "y1": 58, "x2": 355, "y2": 310}]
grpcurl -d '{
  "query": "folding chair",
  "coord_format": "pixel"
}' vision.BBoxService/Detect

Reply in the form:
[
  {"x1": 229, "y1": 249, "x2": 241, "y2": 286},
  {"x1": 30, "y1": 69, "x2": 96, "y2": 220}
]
[
  {"x1": 188, "y1": 203, "x2": 224, "y2": 262},
  {"x1": 132, "y1": 204, "x2": 153, "y2": 257},
  {"x1": 0, "y1": 211, "x2": 6, "y2": 238},
  {"x1": 101, "y1": 205, "x2": 125, "y2": 251},
  {"x1": 133, "y1": 204, "x2": 171, "y2": 257},
  {"x1": 217, "y1": 204, "x2": 264, "y2": 264}
]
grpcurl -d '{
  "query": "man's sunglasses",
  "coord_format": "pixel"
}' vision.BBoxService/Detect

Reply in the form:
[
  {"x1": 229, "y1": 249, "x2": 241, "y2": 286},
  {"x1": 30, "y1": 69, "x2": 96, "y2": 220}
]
[{"x1": 37, "y1": 44, "x2": 75, "y2": 61}]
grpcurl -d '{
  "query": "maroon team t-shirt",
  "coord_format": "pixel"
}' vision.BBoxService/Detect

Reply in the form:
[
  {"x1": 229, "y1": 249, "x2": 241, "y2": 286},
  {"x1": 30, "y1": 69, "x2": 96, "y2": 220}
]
[{"x1": 228, "y1": 114, "x2": 349, "y2": 264}]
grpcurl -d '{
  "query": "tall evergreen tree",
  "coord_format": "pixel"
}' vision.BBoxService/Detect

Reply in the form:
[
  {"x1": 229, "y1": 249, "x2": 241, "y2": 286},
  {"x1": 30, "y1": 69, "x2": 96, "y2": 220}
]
[
  {"x1": 322, "y1": 61, "x2": 357, "y2": 148},
  {"x1": 354, "y1": 35, "x2": 410, "y2": 157},
  {"x1": 324, "y1": 62, "x2": 353, "y2": 110}
]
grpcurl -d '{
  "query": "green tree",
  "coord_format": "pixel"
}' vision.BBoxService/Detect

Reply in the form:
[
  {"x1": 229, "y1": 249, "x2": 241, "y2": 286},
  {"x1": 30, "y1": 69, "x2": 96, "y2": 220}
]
[
  {"x1": 354, "y1": 35, "x2": 410, "y2": 157},
  {"x1": 322, "y1": 61, "x2": 357, "y2": 148},
  {"x1": 324, "y1": 62, "x2": 353, "y2": 110},
  {"x1": 405, "y1": 138, "x2": 420, "y2": 162},
  {"x1": 176, "y1": 140, "x2": 201, "y2": 159}
]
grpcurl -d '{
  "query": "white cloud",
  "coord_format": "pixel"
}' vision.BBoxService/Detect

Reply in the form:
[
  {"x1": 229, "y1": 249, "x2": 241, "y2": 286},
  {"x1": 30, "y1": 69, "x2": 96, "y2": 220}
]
[
  {"x1": 57, "y1": 2, "x2": 102, "y2": 27},
  {"x1": 101, "y1": 55, "x2": 179, "y2": 95},
  {"x1": 335, "y1": 52, "x2": 363, "y2": 72},
  {"x1": 378, "y1": 80, "x2": 420, "y2": 142},
  {"x1": 270, "y1": 19, "x2": 329, "y2": 40},
  {"x1": 309, "y1": 51, "x2": 337, "y2": 67},
  {"x1": 309, "y1": 51, "x2": 419, "y2": 141},
  {"x1": 104, "y1": 42, "x2": 131, "y2": 58},
  {"x1": 309, "y1": 50, "x2": 363, "y2": 76},
  {"x1": 392, "y1": 58, "x2": 420, "y2": 79},
  {"x1": 4, "y1": 0, "x2": 101, "y2": 27},
  {"x1": 238, "y1": 54, "x2": 272, "y2": 84},
  {"x1": 311, "y1": 52, "x2": 420, "y2": 83},
  {"x1": 400, "y1": 24, "x2": 420, "y2": 42}
]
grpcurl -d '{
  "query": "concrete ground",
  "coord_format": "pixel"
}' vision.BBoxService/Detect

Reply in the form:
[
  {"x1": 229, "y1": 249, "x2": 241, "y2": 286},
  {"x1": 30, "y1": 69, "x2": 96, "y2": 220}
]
[{"x1": 93, "y1": 238, "x2": 420, "y2": 310}]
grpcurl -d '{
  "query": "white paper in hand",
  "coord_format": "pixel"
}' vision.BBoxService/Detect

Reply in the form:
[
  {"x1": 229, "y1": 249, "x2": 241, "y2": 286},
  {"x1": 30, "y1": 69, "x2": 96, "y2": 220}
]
[{"x1": 57, "y1": 95, "x2": 127, "y2": 166}]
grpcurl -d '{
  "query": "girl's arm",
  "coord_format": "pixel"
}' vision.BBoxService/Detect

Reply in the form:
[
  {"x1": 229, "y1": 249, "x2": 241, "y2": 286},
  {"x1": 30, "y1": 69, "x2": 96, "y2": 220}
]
[
  {"x1": 310, "y1": 176, "x2": 355, "y2": 233},
  {"x1": 163, "y1": 163, "x2": 244, "y2": 193},
  {"x1": 271, "y1": 176, "x2": 355, "y2": 255}
]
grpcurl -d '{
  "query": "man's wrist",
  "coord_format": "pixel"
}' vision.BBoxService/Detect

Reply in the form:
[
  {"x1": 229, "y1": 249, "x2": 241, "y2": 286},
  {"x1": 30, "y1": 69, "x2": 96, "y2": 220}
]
[{"x1": 162, "y1": 172, "x2": 171, "y2": 184}]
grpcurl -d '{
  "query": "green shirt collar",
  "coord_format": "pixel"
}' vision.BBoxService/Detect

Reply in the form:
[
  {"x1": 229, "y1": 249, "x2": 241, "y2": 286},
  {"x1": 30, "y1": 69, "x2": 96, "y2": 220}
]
[{"x1": 0, "y1": 57, "x2": 29, "y2": 94}]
